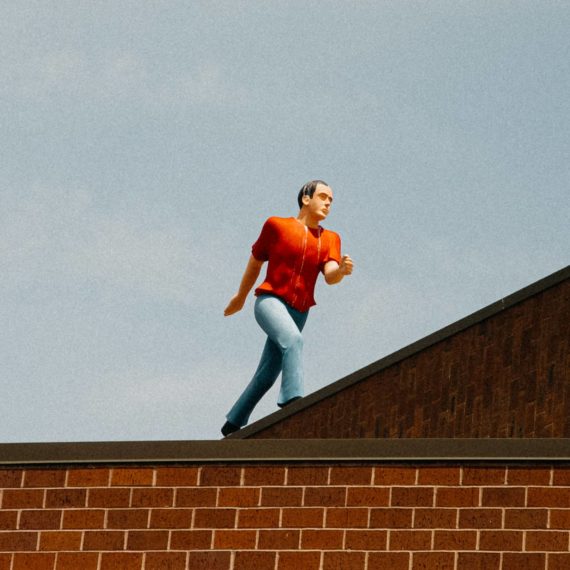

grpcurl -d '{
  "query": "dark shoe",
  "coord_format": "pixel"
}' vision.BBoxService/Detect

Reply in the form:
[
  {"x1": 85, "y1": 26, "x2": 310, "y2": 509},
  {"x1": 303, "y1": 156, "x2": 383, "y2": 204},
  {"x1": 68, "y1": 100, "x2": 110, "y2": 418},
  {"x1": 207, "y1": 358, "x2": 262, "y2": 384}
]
[
  {"x1": 278, "y1": 396, "x2": 302, "y2": 409},
  {"x1": 221, "y1": 421, "x2": 240, "y2": 437}
]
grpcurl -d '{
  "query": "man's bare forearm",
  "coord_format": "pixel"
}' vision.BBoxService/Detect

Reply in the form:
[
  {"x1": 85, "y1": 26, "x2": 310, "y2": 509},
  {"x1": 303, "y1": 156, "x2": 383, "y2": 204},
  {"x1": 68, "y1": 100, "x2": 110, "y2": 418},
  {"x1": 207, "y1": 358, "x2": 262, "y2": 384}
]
[
  {"x1": 236, "y1": 255, "x2": 264, "y2": 297},
  {"x1": 324, "y1": 266, "x2": 345, "y2": 285},
  {"x1": 224, "y1": 255, "x2": 264, "y2": 316},
  {"x1": 324, "y1": 255, "x2": 354, "y2": 285}
]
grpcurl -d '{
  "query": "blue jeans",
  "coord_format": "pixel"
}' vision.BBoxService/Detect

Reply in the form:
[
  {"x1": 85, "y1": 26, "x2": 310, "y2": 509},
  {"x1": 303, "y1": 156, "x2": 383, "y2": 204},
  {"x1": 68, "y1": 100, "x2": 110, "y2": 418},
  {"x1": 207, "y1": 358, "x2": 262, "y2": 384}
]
[{"x1": 226, "y1": 294, "x2": 309, "y2": 427}]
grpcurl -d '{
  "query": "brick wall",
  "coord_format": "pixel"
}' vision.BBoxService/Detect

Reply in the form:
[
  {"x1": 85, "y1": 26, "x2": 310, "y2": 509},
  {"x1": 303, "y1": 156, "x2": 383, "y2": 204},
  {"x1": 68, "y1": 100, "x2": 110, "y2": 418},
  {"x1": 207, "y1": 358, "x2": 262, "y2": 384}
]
[
  {"x1": 2, "y1": 463, "x2": 570, "y2": 570},
  {"x1": 246, "y1": 275, "x2": 570, "y2": 439}
]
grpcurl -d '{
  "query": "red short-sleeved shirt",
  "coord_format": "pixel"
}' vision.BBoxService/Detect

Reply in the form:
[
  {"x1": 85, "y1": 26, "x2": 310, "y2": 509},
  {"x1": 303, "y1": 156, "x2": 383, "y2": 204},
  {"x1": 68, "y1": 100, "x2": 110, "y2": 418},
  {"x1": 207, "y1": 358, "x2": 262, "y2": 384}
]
[{"x1": 252, "y1": 216, "x2": 342, "y2": 313}]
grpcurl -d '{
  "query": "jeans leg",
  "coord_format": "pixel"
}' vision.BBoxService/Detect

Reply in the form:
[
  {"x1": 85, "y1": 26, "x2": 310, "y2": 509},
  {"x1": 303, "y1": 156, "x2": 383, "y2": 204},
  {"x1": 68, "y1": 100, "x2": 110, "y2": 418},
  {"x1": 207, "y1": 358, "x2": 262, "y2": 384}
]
[
  {"x1": 254, "y1": 296, "x2": 308, "y2": 407},
  {"x1": 226, "y1": 337, "x2": 282, "y2": 427},
  {"x1": 226, "y1": 295, "x2": 309, "y2": 427}
]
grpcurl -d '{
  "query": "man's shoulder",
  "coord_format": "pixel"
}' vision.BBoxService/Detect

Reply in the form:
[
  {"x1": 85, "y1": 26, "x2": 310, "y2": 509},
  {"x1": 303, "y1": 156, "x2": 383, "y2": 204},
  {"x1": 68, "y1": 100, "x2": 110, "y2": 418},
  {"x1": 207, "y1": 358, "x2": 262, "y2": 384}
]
[
  {"x1": 263, "y1": 216, "x2": 294, "y2": 228},
  {"x1": 266, "y1": 215, "x2": 292, "y2": 223}
]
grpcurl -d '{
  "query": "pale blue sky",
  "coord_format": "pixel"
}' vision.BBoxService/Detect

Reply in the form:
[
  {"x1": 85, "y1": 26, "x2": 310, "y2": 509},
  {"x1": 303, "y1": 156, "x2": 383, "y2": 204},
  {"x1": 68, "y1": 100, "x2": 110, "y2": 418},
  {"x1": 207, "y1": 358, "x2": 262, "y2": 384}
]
[{"x1": 1, "y1": 1, "x2": 568, "y2": 442}]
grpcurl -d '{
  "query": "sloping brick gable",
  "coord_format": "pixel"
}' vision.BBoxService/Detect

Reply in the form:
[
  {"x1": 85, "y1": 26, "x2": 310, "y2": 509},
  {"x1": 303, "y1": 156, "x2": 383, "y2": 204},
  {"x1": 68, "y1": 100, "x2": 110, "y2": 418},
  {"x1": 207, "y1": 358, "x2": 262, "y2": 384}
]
[{"x1": 243, "y1": 268, "x2": 570, "y2": 439}]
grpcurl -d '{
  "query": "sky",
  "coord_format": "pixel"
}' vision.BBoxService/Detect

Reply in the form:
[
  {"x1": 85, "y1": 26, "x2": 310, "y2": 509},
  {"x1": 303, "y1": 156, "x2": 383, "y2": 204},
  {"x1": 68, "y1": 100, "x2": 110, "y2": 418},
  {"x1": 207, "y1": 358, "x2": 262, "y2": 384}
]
[{"x1": 1, "y1": 1, "x2": 568, "y2": 443}]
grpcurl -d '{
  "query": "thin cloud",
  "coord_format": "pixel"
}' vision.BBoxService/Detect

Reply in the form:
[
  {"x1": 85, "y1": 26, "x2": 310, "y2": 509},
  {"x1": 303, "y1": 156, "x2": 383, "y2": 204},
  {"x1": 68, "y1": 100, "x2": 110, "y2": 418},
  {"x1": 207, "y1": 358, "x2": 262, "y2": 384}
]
[
  {"x1": 1, "y1": 49, "x2": 248, "y2": 108},
  {"x1": 60, "y1": 362, "x2": 253, "y2": 441},
  {"x1": 1, "y1": 184, "x2": 203, "y2": 305}
]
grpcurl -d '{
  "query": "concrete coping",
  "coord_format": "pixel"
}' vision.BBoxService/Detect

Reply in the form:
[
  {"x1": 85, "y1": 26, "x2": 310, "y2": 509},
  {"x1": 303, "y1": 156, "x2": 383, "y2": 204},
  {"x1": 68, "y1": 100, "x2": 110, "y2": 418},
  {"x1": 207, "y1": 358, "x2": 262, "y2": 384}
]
[{"x1": 1, "y1": 439, "x2": 570, "y2": 466}]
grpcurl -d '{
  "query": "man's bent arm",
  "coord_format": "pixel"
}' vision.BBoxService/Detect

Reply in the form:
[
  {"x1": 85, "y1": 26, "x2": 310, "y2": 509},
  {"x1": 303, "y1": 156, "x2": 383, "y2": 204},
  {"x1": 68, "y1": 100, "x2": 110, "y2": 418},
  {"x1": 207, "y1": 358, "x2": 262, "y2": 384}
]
[
  {"x1": 324, "y1": 255, "x2": 354, "y2": 285},
  {"x1": 224, "y1": 255, "x2": 265, "y2": 316}
]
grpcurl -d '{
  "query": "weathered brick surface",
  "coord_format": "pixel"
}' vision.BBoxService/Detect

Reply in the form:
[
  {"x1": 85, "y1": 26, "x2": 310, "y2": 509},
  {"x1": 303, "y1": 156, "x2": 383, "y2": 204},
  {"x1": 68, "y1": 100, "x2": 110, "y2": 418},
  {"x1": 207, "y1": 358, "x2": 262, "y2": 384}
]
[
  {"x1": 247, "y1": 277, "x2": 570, "y2": 438},
  {"x1": 0, "y1": 464, "x2": 568, "y2": 569},
  {"x1": 55, "y1": 552, "x2": 99, "y2": 570}
]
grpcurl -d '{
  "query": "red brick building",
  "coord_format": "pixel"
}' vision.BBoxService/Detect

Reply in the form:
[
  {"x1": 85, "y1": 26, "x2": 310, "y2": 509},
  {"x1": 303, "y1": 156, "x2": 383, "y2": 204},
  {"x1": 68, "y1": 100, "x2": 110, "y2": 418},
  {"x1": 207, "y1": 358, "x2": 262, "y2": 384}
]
[{"x1": 0, "y1": 266, "x2": 568, "y2": 570}]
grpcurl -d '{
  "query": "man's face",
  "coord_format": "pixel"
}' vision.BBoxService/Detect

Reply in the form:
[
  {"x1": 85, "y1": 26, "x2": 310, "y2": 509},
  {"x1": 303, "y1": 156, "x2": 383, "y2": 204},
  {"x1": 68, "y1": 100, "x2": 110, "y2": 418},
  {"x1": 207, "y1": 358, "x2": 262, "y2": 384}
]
[{"x1": 305, "y1": 184, "x2": 334, "y2": 220}]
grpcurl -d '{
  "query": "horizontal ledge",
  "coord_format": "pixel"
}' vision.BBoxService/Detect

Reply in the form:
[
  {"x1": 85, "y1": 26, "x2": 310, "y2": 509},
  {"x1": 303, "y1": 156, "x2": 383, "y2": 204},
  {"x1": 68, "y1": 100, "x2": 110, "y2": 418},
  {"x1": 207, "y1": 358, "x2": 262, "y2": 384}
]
[{"x1": 1, "y1": 439, "x2": 570, "y2": 466}]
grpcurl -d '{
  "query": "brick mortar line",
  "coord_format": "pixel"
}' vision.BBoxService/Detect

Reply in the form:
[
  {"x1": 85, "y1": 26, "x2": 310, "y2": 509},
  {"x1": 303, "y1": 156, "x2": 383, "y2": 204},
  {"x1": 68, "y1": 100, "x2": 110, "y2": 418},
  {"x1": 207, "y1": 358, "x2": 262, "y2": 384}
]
[
  {"x1": 5, "y1": 515, "x2": 569, "y2": 531},
  {"x1": 13, "y1": 479, "x2": 570, "y2": 491},
  {"x1": 20, "y1": 547, "x2": 566, "y2": 553},
  {"x1": 547, "y1": 508, "x2": 552, "y2": 530}
]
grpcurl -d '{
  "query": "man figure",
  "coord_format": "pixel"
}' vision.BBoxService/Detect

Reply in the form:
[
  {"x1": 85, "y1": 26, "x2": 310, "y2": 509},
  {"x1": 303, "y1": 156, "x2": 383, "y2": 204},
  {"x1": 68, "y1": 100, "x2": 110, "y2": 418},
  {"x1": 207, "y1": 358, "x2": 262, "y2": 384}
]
[{"x1": 222, "y1": 180, "x2": 353, "y2": 436}]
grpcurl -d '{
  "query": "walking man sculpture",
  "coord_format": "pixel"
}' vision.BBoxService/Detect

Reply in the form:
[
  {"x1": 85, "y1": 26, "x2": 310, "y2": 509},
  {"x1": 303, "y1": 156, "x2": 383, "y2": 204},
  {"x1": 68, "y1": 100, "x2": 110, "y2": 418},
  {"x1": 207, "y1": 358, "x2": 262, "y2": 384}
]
[{"x1": 222, "y1": 180, "x2": 354, "y2": 436}]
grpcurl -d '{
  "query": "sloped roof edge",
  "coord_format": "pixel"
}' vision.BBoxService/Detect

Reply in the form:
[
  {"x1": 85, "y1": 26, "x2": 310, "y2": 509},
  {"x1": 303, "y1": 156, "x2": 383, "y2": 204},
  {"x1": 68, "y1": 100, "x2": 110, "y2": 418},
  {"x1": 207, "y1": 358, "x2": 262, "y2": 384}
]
[{"x1": 231, "y1": 265, "x2": 570, "y2": 440}]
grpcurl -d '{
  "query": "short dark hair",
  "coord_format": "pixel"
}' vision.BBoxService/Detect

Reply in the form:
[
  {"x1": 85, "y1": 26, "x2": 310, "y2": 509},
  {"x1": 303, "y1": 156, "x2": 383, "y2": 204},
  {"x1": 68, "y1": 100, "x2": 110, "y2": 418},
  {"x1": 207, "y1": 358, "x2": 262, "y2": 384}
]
[{"x1": 297, "y1": 180, "x2": 329, "y2": 209}]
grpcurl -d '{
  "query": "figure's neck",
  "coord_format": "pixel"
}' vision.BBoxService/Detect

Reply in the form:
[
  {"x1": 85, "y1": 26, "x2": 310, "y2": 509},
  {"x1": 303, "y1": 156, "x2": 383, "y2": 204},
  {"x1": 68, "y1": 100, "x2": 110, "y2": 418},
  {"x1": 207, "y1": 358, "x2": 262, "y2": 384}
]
[{"x1": 296, "y1": 211, "x2": 320, "y2": 229}]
